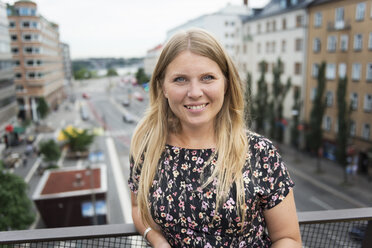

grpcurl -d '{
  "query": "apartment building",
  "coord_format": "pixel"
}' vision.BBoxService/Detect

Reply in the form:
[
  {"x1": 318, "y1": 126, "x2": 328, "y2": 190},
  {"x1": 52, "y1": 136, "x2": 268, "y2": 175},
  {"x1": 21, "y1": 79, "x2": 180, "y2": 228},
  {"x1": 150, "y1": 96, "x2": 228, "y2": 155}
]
[
  {"x1": 60, "y1": 42, "x2": 72, "y2": 85},
  {"x1": 305, "y1": 0, "x2": 372, "y2": 159},
  {"x1": 237, "y1": 0, "x2": 312, "y2": 144},
  {"x1": 8, "y1": 0, "x2": 65, "y2": 121},
  {"x1": 144, "y1": 44, "x2": 162, "y2": 77},
  {"x1": 0, "y1": 0, "x2": 17, "y2": 148}
]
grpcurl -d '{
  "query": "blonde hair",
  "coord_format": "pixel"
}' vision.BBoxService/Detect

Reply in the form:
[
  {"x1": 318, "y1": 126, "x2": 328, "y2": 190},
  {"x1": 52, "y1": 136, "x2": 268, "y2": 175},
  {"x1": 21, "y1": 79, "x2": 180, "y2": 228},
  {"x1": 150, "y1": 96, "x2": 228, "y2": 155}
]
[{"x1": 130, "y1": 28, "x2": 248, "y2": 227}]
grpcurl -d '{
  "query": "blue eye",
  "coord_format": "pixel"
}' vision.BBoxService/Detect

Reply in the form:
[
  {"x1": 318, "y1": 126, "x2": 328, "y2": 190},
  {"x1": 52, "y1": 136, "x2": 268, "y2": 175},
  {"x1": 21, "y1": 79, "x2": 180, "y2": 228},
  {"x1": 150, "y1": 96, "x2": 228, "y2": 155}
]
[
  {"x1": 174, "y1": 77, "x2": 186, "y2": 82},
  {"x1": 202, "y1": 75, "x2": 214, "y2": 81}
]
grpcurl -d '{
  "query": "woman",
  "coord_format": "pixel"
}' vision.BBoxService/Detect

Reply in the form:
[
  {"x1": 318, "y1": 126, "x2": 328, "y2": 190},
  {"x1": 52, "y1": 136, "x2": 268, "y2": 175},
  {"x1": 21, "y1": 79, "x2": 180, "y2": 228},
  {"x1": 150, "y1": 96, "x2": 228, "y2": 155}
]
[{"x1": 128, "y1": 28, "x2": 301, "y2": 247}]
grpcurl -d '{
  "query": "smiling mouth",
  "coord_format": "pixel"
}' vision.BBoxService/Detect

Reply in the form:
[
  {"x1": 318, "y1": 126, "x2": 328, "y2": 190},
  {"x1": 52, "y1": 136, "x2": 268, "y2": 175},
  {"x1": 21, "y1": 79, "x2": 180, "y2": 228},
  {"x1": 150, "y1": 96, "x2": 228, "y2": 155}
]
[{"x1": 185, "y1": 103, "x2": 208, "y2": 110}]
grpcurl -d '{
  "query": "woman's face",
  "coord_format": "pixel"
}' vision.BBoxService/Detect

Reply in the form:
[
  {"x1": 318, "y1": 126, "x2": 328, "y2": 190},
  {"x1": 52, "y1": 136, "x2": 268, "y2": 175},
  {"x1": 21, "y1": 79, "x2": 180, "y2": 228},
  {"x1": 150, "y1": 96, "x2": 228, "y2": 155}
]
[{"x1": 163, "y1": 51, "x2": 226, "y2": 131}]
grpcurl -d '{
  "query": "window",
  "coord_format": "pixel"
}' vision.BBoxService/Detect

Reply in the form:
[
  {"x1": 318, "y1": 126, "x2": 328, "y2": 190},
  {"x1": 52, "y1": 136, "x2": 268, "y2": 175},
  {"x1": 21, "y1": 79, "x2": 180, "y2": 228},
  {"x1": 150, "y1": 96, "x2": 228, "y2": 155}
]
[
  {"x1": 295, "y1": 38, "x2": 303, "y2": 51},
  {"x1": 282, "y1": 18, "x2": 286, "y2": 30},
  {"x1": 257, "y1": 23, "x2": 261, "y2": 34},
  {"x1": 272, "y1": 20, "x2": 276, "y2": 31},
  {"x1": 350, "y1": 121, "x2": 356, "y2": 136},
  {"x1": 362, "y1": 124, "x2": 370, "y2": 140},
  {"x1": 323, "y1": 116, "x2": 332, "y2": 131},
  {"x1": 356, "y1": 2, "x2": 366, "y2": 21},
  {"x1": 326, "y1": 63, "x2": 336, "y2": 80},
  {"x1": 294, "y1": 62, "x2": 302, "y2": 75},
  {"x1": 340, "y1": 35, "x2": 348, "y2": 51},
  {"x1": 15, "y1": 73, "x2": 22, "y2": 79},
  {"x1": 281, "y1": 40, "x2": 286, "y2": 52},
  {"x1": 15, "y1": 85, "x2": 24, "y2": 92},
  {"x1": 311, "y1": 87, "x2": 318, "y2": 102},
  {"x1": 367, "y1": 63, "x2": 372, "y2": 81},
  {"x1": 314, "y1": 12, "x2": 322, "y2": 27},
  {"x1": 364, "y1": 94, "x2": 372, "y2": 112},
  {"x1": 327, "y1": 36, "x2": 337, "y2": 52},
  {"x1": 296, "y1": 15, "x2": 303, "y2": 27},
  {"x1": 266, "y1": 21, "x2": 270, "y2": 32},
  {"x1": 266, "y1": 42, "x2": 270, "y2": 53},
  {"x1": 326, "y1": 91, "x2": 334, "y2": 107},
  {"x1": 291, "y1": 0, "x2": 298, "y2": 5},
  {"x1": 280, "y1": 0, "x2": 287, "y2": 9},
  {"x1": 9, "y1": 21, "x2": 16, "y2": 28},
  {"x1": 13, "y1": 60, "x2": 20, "y2": 66},
  {"x1": 352, "y1": 63, "x2": 361, "y2": 81},
  {"x1": 350, "y1": 92, "x2": 358, "y2": 110},
  {"x1": 335, "y1": 7, "x2": 344, "y2": 29},
  {"x1": 354, "y1": 34, "x2": 363, "y2": 51},
  {"x1": 257, "y1": 43, "x2": 261, "y2": 53},
  {"x1": 312, "y1": 63, "x2": 319, "y2": 78},
  {"x1": 10, "y1": 34, "x2": 17, "y2": 41},
  {"x1": 21, "y1": 21, "x2": 30, "y2": 28},
  {"x1": 11, "y1": 47, "x2": 18, "y2": 54},
  {"x1": 339, "y1": 63, "x2": 347, "y2": 78},
  {"x1": 313, "y1": 38, "x2": 321, "y2": 52},
  {"x1": 369, "y1": 32, "x2": 372, "y2": 50},
  {"x1": 272, "y1": 41, "x2": 276, "y2": 53}
]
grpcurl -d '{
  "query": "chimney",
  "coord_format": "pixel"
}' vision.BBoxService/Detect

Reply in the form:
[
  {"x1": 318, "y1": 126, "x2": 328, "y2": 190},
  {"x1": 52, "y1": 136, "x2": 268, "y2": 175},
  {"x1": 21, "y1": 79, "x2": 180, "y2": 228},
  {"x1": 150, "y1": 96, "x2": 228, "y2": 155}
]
[{"x1": 244, "y1": 0, "x2": 248, "y2": 6}]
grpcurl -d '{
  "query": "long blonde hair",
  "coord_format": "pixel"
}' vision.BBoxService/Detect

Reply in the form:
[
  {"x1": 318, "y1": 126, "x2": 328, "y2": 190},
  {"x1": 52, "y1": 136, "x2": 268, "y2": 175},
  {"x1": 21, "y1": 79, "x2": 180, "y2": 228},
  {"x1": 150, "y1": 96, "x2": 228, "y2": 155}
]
[{"x1": 130, "y1": 28, "x2": 248, "y2": 227}]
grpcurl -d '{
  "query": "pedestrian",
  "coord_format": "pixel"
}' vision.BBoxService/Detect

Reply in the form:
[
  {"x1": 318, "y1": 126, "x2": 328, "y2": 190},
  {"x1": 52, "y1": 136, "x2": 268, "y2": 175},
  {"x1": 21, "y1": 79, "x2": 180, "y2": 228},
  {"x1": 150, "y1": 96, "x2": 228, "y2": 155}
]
[
  {"x1": 128, "y1": 29, "x2": 302, "y2": 247},
  {"x1": 22, "y1": 154, "x2": 27, "y2": 167}
]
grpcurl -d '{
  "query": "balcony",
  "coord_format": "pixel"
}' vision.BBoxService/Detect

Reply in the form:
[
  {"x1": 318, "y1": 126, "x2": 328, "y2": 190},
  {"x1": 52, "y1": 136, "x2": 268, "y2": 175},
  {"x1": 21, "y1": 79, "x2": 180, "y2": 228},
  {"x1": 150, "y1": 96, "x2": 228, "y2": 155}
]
[
  {"x1": 327, "y1": 20, "x2": 351, "y2": 32},
  {"x1": 0, "y1": 208, "x2": 371, "y2": 247}
]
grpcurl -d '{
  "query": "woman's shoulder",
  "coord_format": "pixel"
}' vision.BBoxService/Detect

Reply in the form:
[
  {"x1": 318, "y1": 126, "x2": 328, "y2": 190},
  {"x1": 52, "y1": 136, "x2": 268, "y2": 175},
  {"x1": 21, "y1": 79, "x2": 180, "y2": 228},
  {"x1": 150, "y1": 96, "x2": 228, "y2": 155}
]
[{"x1": 246, "y1": 130, "x2": 276, "y2": 151}]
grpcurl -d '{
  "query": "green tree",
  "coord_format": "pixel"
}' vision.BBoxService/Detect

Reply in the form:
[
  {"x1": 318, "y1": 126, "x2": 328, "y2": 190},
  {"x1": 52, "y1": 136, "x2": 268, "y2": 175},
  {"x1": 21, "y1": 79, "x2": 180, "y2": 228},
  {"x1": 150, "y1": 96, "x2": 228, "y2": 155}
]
[
  {"x1": 254, "y1": 61, "x2": 269, "y2": 134},
  {"x1": 306, "y1": 62, "x2": 327, "y2": 172},
  {"x1": 106, "y1": 68, "x2": 118, "y2": 77},
  {"x1": 63, "y1": 128, "x2": 95, "y2": 152},
  {"x1": 135, "y1": 68, "x2": 149, "y2": 85},
  {"x1": 290, "y1": 86, "x2": 301, "y2": 147},
  {"x1": 0, "y1": 163, "x2": 35, "y2": 231},
  {"x1": 74, "y1": 67, "x2": 91, "y2": 80},
  {"x1": 39, "y1": 139, "x2": 61, "y2": 165},
  {"x1": 269, "y1": 58, "x2": 291, "y2": 142},
  {"x1": 244, "y1": 72, "x2": 253, "y2": 128},
  {"x1": 37, "y1": 97, "x2": 49, "y2": 119},
  {"x1": 336, "y1": 76, "x2": 350, "y2": 183}
]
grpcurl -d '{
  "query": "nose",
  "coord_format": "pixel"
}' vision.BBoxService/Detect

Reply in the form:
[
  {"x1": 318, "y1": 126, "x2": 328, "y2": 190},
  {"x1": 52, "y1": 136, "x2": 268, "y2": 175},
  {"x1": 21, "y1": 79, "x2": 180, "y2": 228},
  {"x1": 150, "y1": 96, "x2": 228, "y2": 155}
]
[{"x1": 187, "y1": 81, "x2": 203, "y2": 98}]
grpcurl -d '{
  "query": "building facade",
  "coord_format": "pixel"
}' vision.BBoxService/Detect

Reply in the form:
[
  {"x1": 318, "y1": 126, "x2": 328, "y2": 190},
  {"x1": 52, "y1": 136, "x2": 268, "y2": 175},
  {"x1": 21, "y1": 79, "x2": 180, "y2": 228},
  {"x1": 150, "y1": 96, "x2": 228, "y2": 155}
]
[
  {"x1": 0, "y1": 0, "x2": 17, "y2": 148},
  {"x1": 7, "y1": 0, "x2": 65, "y2": 121},
  {"x1": 143, "y1": 44, "x2": 162, "y2": 76},
  {"x1": 60, "y1": 42, "x2": 72, "y2": 85},
  {"x1": 305, "y1": 0, "x2": 372, "y2": 160},
  {"x1": 236, "y1": 0, "x2": 312, "y2": 144}
]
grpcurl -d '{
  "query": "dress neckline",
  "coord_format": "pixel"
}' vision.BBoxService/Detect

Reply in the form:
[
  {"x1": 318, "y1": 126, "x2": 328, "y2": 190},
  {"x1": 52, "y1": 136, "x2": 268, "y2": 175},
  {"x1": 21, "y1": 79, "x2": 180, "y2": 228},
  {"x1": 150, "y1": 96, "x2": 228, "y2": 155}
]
[{"x1": 165, "y1": 144, "x2": 215, "y2": 151}]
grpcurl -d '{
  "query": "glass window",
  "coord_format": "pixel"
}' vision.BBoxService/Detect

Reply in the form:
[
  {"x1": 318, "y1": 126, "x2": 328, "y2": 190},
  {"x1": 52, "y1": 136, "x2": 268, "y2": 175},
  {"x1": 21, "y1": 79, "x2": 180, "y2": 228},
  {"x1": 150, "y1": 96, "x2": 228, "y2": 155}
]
[
  {"x1": 11, "y1": 47, "x2": 18, "y2": 53},
  {"x1": 257, "y1": 43, "x2": 261, "y2": 53},
  {"x1": 364, "y1": 94, "x2": 372, "y2": 112},
  {"x1": 313, "y1": 38, "x2": 321, "y2": 52},
  {"x1": 350, "y1": 92, "x2": 358, "y2": 110},
  {"x1": 314, "y1": 12, "x2": 322, "y2": 27},
  {"x1": 296, "y1": 15, "x2": 303, "y2": 27},
  {"x1": 295, "y1": 38, "x2": 303, "y2": 51},
  {"x1": 272, "y1": 41, "x2": 276, "y2": 53},
  {"x1": 327, "y1": 35, "x2": 337, "y2": 52},
  {"x1": 339, "y1": 63, "x2": 347, "y2": 78},
  {"x1": 356, "y1": 2, "x2": 366, "y2": 21},
  {"x1": 350, "y1": 121, "x2": 356, "y2": 136},
  {"x1": 281, "y1": 40, "x2": 286, "y2": 52},
  {"x1": 340, "y1": 35, "x2": 348, "y2": 51},
  {"x1": 282, "y1": 18, "x2": 287, "y2": 30},
  {"x1": 311, "y1": 87, "x2": 317, "y2": 102},
  {"x1": 323, "y1": 116, "x2": 332, "y2": 131},
  {"x1": 326, "y1": 63, "x2": 336, "y2": 80},
  {"x1": 326, "y1": 91, "x2": 333, "y2": 107},
  {"x1": 291, "y1": 0, "x2": 298, "y2": 5},
  {"x1": 362, "y1": 124, "x2": 370, "y2": 140},
  {"x1": 21, "y1": 21, "x2": 30, "y2": 28},
  {"x1": 294, "y1": 62, "x2": 302, "y2": 75},
  {"x1": 257, "y1": 23, "x2": 261, "y2": 34},
  {"x1": 312, "y1": 63, "x2": 319, "y2": 78},
  {"x1": 367, "y1": 63, "x2": 372, "y2": 81},
  {"x1": 280, "y1": 0, "x2": 287, "y2": 9},
  {"x1": 354, "y1": 34, "x2": 363, "y2": 51},
  {"x1": 9, "y1": 21, "x2": 16, "y2": 28},
  {"x1": 272, "y1": 20, "x2": 276, "y2": 31},
  {"x1": 10, "y1": 34, "x2": 17, "y2": 41},
  {"x1": 352, "y1": 63, "x2": 361, "y2": 81},
  {"x1": 369, "y1": 32, "x2": 372, "y2": 50},
  {"x1": 335, "y1": 7, "x2": 344, "y2": 27},
  {"x1": 15, "y1": 73, "x2": 22, "y2": 79}
]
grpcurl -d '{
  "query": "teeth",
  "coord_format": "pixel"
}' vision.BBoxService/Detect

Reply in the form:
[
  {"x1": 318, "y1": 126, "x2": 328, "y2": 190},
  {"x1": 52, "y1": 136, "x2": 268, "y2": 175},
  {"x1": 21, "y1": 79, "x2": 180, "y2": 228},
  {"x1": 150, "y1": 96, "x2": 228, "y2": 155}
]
[{"x1": 186, "y1": 104, "x2": 206, "y2": 110}]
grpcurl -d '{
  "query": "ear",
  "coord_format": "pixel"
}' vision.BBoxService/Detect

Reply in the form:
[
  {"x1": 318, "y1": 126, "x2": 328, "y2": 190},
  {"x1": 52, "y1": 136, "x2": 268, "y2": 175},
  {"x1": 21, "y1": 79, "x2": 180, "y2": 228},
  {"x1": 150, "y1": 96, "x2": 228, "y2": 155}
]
[{"x1": 163, "y1": 87, "x2": 168, "y2": 98}]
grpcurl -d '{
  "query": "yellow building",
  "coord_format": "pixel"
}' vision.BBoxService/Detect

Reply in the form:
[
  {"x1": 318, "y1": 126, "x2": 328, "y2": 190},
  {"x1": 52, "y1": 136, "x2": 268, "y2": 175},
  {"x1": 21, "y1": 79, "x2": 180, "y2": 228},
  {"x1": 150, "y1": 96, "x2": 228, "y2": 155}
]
[
  {"x1": 305, "y1": 0, "x2": 372, "y2": 161},
  {"x1": 8, "y1": 0, "x2": 65, "y2": 121}
]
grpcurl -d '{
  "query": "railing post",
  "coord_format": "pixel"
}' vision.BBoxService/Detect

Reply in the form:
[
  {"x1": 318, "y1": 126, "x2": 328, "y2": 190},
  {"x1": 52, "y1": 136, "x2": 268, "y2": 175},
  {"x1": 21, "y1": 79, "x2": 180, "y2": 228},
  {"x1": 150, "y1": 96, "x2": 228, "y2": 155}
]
[{"x1": 362, "y1": 220, "x2": 372, "y2": 248}]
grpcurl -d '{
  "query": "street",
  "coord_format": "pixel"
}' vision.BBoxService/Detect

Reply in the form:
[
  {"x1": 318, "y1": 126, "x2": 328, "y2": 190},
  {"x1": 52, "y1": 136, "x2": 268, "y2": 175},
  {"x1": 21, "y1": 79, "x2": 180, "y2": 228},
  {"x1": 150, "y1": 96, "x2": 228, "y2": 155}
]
[{"x1": 8, "y1": 76, "x2": 372, "y2": 230}]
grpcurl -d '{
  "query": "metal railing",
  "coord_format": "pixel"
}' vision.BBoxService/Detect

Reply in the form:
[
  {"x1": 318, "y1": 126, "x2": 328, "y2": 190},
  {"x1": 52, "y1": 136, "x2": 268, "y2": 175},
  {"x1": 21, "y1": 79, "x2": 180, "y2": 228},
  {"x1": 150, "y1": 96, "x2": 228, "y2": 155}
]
[{"x1": 0, "y1": 208, "x2": 371, "y2": 248}]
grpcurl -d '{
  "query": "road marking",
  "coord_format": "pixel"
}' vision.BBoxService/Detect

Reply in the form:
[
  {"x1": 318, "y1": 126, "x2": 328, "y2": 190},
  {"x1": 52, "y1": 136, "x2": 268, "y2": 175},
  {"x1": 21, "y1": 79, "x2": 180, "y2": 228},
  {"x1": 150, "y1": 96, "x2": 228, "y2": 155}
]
[
  {"x1": 108, "y1": 96, "x2": 140, "y2": 122},
  {"x1": 105, "y1": 137, "x2": 132, "y2": 223},
  {"x1": 310, "y1": 196, "x2": 334, "y2": 210},
  {"x1": 25, "y1": 157, "x2": 42, "y2": 183},
  {"x1": 288, "y1": 165, "x2": 367, "y2": 208}
]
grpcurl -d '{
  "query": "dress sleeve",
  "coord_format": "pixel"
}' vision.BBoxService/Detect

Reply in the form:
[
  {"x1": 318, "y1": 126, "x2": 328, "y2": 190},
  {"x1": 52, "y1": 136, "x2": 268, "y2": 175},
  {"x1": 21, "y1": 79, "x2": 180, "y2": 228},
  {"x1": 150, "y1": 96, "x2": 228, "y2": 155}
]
[
  {"x1": 256, "y1": 139, "x2": 295, "y2": 210},
  {"x1": 127, "y1": 154, "x2": 143, "y2": 194}
]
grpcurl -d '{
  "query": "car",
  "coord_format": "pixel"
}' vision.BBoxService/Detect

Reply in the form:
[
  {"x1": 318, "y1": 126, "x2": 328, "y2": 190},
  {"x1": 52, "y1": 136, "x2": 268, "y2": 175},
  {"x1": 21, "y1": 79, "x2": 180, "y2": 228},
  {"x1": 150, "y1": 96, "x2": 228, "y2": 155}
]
[
  {"x1": 134, "y1": 92, "x2": 143, "y2": 101},
  {"x1": 122, "y1": 99, "x2": 130, "y2": 107},
  {"x1": 82, "y1": 93, "x2": 90, "y2": 99},
  {"x1": 122, "y1": 112, "x2": 135, "y2": 123}
]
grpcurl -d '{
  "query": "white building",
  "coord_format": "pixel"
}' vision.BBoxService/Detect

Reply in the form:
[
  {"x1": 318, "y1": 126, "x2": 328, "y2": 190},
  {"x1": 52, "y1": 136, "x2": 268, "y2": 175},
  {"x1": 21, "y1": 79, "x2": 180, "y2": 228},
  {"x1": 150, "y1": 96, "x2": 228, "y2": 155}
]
[
  {"x1": 144, "y1": 44, "x2": 162, "y2": 77},
  {"x1": 236, "y1": 0, "x2": 312, "y2": 143}
]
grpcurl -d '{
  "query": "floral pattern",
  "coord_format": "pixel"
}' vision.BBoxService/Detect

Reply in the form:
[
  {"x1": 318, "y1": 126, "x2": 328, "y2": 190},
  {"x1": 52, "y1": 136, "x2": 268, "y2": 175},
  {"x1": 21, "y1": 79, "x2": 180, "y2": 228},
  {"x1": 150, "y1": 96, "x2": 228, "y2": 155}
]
[{"x1": 128, "y1": 132, "x2": 294, "y2": 247}]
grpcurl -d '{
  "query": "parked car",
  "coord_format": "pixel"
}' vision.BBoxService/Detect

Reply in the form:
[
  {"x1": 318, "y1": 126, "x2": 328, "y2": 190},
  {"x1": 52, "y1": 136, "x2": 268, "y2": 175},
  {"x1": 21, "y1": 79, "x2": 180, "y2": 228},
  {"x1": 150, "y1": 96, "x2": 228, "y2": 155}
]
[
  {"x1": 122, "y1": 99, "x2": 130, "y2": 107},
  {"x1": 134, "y1": 92, "x2": 143, "y2": 102},
  {"x1": 122, "y1": 112, "x2": 135, "y2": 123},
  {"x1": 82, "y1": 93, "x2": 90, "y2": 99}
]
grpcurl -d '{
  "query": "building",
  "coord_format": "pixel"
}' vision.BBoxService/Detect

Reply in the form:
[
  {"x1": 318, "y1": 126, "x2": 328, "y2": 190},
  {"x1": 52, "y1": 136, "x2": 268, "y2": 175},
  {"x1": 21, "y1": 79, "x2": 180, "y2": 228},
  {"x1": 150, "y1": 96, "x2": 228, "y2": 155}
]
[
  {"x1": 305, "y1": 0, "x2": 372, "y2": 162},
  {"x1": 60, "y1": 42, "x2": 72, "y2": 85},
  {"x1": 237, "y1": 0, "x2": 312, "y2": 144},
  {"x1": 33, "y1": 165, "x2": 107, "y2": 228},
  {"x1": 7, "y1": 0, "x2": 65, "y2": 121},
  {"x1": 0, "y1": 0, "x2": 18, "y2": 149},
  {"x1": 143, "y1": 44, "x2": 162, "y2": 77}
]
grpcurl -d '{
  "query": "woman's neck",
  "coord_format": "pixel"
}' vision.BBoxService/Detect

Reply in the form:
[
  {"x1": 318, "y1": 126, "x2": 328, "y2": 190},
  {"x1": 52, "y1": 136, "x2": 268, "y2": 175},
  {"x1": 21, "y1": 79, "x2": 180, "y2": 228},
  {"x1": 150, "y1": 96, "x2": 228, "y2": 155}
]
[{"x1": 168, "y1": 124, "x2": 216, "y2": 149}]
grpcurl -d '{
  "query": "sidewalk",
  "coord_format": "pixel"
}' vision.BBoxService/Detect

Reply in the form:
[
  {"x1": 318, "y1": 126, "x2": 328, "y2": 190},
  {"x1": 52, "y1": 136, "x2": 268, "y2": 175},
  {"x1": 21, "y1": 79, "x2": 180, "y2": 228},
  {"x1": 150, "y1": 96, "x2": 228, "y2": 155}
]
[{"x1": 278, "y1": 143, "x2": 372, "y2": 208}]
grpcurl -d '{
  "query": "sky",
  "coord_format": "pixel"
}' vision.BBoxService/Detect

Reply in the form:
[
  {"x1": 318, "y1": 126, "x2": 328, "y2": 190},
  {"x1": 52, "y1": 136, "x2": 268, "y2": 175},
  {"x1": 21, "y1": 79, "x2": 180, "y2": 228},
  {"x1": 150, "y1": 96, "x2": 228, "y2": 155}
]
[{"x1": 7, "y1": 0, "x2": 269, "y2": 59}]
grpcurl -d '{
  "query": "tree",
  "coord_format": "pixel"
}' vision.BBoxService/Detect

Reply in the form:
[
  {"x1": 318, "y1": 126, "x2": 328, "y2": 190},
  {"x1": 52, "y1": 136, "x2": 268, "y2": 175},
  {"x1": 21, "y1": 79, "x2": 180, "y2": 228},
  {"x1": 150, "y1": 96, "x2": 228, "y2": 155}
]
[
  {"x1": 290, "y1": 86, "x2": 301, "y2": 147},
  {"x1": 63, "y1": 128, "x2": 95, "y2": 152},
  {"x1": 336, "y1": 76, "x2": 350, "y2": 183},
  {"x1": 244, "y1": 72, "x2": 253, "y2": 128},
  {"x1": 135, "y1": 68, "x2": 149, "y2": 85},
  {"x1": 74, "y1": 67, "x2": 92, "y2": 80},
  {"x1": 39, "y1": 139, "x2": 61, "y2": 166},
  {"x1": 0, "y1": 163, "x2": 35, "y2": 231},
  {"x1": 269, "y1": 58, "x2": 291, "y2": 142},
  {"x1": 106, "y1": 68, "x2": 118, "y2": 77},
  {"x1": 306, "y1": 62, "x2": 327, "y2": 172},
  {"x1": 37, "y1": 97, "x2": 49, "y2": 119},
  {"x1": 254, "y1": 61, "x2": 269, "y2": 134}
]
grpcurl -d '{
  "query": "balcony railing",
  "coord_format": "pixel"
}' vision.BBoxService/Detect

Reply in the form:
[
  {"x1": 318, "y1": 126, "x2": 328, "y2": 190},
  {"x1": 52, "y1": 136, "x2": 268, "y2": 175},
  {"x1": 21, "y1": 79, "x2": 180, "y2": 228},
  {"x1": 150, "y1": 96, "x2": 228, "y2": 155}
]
[{"x1": 0, "y1": 208, "x2": 371, "y2": 247}]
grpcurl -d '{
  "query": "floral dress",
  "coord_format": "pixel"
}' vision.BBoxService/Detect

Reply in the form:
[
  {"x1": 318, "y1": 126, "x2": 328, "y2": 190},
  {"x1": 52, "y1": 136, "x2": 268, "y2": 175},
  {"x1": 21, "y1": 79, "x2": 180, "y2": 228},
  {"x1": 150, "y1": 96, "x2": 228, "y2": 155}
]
[{"x1": 128, "y1": 132, "x2": 294, "y2": 247}]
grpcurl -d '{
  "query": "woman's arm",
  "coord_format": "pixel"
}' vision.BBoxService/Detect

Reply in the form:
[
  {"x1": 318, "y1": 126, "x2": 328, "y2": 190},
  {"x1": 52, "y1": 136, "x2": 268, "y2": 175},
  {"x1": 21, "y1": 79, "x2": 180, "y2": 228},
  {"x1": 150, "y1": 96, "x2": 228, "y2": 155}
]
[
  {"x1": 263, "y1": 190, "x2": 302, "y2": 248},
  {"x1": 131, "y1": 192, "x2": 170, "y2": 248}
]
